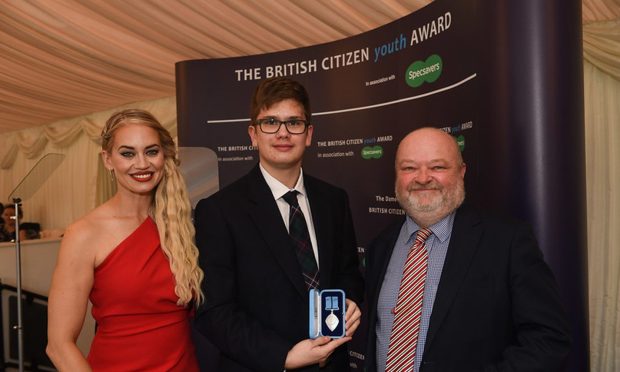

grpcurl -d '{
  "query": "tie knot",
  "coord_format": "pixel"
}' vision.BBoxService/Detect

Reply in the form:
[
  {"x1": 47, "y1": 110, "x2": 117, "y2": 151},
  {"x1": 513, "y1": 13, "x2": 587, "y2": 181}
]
[
  {"x1": 415, "y1": 228, "x2": 432, "y2": 244},
  {"x1": 282, "y1": 190, "x2": 300, "y2": 207}
]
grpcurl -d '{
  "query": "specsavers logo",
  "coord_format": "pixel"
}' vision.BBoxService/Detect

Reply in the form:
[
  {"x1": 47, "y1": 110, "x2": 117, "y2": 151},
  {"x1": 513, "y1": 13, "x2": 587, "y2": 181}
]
[
  {"x1": 361, "y1": 146, "x2": 383, "y2": 159},
  {"x1": 405, "y1": 54, "x2": 442, "y2": 88},
  {"x1": 456, "y1": 135, "x2": 465, "y2": 152}
]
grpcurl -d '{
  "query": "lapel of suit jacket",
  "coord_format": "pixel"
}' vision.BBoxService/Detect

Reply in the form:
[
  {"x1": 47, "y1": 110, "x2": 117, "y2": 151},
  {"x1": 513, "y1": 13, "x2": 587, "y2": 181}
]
[
  {"x1": 369, "y1": 221, "x2": 403, "y2": 316},
  {"x1": 366, "y1": 220, "x2": 403, "y2": 365},
  {"x1": 246, "y1": 166, "x2": 308, "y2": 298},
  {"x1": 423, "y1": 205, "x2": 483, "y2": 352},
  {"x1": 304, "y1": 174, "x2": 332, "y2": 288}
]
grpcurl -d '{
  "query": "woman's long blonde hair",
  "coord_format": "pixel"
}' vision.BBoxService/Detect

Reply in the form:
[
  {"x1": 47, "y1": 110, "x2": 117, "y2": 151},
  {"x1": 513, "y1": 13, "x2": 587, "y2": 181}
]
[{"x1": 102, "y1": 109, "x2": 204, "y2": 306}]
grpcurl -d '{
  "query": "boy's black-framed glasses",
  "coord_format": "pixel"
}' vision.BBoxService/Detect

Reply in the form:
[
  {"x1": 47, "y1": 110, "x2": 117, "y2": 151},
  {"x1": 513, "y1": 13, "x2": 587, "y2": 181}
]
[{"x1": 254, "y1": 117, "x2": 309, "y2": 134}]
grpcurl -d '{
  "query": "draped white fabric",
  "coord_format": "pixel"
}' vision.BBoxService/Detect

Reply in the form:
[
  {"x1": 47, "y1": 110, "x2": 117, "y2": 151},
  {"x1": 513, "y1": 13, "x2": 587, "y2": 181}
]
[
  {"x1": 0, "y1": 96, "x2": 177, "y2": 229},
  {"x1": 0, "y1": 0, "x2": 432, "y2": 133},
  {"x1": 584, "y1": 19, "x2": 620, "y2": 78},
  {"x1": 585, "y1": 60, "x2": 620, "y2": 372},
  {"x1": 583, "y1": 18, "x2": 620, "y2": 370}
]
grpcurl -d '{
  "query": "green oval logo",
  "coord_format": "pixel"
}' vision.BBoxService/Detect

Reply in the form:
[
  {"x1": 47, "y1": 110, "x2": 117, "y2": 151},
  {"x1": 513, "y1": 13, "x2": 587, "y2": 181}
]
[
  {"x1": 405, "y1": 54, "x2": 443, "y2": 88},
  {"x1": 361, "y1": 145, "x2": 383, "y2": 159},
  {"x1": 456, "y1": 135, "x2": 465, "y2": 152}
]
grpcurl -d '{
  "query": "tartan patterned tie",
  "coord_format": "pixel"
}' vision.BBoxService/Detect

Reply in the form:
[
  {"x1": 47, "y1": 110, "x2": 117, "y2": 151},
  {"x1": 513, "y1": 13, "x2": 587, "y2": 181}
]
[
  {"x1": 385, "y1": 228, "x2": 432, "y2": 372},
  {"x1": 282, "y1": 190, "x2": 319, "y2": 289}
]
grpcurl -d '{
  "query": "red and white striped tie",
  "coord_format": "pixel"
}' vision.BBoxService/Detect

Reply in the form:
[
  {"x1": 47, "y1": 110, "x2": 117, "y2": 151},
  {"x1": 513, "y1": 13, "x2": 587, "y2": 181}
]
[{"x1": 385, "y1": 228, "x2": 432, "y2": 372}]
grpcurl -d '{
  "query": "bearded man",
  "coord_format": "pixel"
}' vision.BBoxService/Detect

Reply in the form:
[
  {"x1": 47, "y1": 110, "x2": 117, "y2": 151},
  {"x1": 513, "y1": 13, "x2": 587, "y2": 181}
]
[{"x1": 364, "y1": 127, "x2": 570, "y2": 372}]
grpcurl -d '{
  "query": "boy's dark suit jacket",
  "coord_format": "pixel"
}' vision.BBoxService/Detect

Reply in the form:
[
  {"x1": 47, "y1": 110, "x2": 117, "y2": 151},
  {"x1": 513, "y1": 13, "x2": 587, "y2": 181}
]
[
  {"x1": 365, "y1": 204, "x2": 571, "y2": 372},
  {"x1": 194, "y1": 165, "x2": 364, "y2": 371}
]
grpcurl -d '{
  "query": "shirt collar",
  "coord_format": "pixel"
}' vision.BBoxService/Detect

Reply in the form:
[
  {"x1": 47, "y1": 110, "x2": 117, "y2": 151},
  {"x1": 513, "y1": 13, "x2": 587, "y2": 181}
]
[
  {"x1": 259, "y1": 163, "x2": 306, "y2": 200},
  {"x1": 404, "y1": 211, "x2": 456, "y2": 245}
]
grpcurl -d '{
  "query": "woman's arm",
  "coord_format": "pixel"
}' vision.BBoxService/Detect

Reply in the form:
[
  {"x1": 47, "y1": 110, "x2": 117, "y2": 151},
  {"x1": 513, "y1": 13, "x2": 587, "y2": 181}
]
[{"x1": 46, "y1": 222, "x2": 95, "y2": 371}]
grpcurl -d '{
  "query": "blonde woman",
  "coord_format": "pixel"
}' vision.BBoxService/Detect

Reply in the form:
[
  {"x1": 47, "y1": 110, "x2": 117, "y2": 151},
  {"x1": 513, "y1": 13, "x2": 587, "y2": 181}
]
[{"x1": 47, "y1": 109, "x2": 203, "y2": 371}]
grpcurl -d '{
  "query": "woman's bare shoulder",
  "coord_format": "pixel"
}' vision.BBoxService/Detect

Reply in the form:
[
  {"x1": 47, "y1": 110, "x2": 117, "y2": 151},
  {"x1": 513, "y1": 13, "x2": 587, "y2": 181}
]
[{"x1": 61, "y1": 205, "x2": 116, "y2": 253}]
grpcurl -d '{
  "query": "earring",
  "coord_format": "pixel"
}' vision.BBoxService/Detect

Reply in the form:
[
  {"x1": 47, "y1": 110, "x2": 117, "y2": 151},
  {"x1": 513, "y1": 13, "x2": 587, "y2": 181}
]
[{"x1": 108, "y1": 168, "x2": 115, "y2": 181}]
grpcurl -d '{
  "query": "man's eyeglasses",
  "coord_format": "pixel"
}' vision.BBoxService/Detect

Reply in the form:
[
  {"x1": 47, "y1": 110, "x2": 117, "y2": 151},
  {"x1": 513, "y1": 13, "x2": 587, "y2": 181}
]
[{"x1": 254, "y1": 117, "x2": 309, "y2": 134}]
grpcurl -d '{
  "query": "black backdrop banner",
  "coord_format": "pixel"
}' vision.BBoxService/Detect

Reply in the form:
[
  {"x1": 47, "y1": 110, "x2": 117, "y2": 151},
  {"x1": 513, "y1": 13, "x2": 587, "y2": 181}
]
[
  {"x1": 177, "y1": 0, "x2": 587, "y2": 371},
  {"x1": 177, "y1": 1, "x2": 477, "y2": 248}
]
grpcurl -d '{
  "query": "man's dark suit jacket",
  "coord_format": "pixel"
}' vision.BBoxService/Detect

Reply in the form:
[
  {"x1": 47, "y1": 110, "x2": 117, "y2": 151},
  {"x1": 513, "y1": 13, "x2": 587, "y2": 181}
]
[
  {"x1": 365, "y1": 204, "x2": 571, "y2": 372},
  {"x1": 194, "y1": 165, "x2": 364, "y2": 372}
]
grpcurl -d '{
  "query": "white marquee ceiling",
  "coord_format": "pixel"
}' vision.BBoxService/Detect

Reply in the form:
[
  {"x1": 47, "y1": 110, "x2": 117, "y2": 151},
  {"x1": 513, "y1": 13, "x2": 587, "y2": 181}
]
[{"x1": 0, "y1": 0, "x2": 617, "y2": 134}]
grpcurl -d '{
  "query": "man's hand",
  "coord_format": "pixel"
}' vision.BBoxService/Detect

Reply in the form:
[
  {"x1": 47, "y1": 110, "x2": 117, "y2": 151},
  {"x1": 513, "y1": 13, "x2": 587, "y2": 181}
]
[
  {"x1": 345, "y1": 298, "x2": 362, "y2": 337},
  {"x1": 284, "y1": 336, "x2": 351, "y2": 369}
]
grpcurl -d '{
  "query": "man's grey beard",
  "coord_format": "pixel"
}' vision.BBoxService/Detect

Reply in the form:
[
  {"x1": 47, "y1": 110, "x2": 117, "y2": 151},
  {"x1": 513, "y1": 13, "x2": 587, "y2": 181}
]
[{"x1": 396, "y1": 179, "x2": 466, "y2": 225}]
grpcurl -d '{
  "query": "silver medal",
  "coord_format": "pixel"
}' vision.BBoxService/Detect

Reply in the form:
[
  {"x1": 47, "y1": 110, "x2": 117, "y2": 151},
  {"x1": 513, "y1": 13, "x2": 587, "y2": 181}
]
[{"x1": 325, "y1": 311, "x2": 339, "y2": 331}]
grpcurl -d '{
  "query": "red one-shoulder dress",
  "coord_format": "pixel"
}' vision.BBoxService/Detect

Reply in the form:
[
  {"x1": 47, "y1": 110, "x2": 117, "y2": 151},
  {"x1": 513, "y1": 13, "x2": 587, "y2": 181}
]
[{"x1": 87, "y1": 217, "x2": 198, "y2": 371}]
